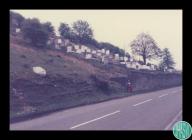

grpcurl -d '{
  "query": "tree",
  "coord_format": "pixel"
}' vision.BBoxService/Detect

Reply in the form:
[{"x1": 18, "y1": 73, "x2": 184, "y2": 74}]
[
  {"x1": 130, "y1": 33, "x2": 161, "y2": 65},
  {"x1": 10, "y1": 11, "x2": 25, "y2": 33},
  {"x1": 43, "y1": 22, "x2": 55, "y2": 37},
  {"x1": 59, "y1": 23, "x2": 72, "y2": 39},
  {"x1": 72, "y1": 20, "x2": 93, "y2": 46},
  {"x1": 21, "y1": 18, "x2": 50, "y2": 48},
  {"x1": 159, "y1": 48, "x2": 175, "y2": 71}
]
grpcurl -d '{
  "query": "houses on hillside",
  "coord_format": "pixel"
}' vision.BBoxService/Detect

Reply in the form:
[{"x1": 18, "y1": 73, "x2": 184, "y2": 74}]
[
  {"x1": 12, "y1": 32, "x2": 174, "y2": 72},
  {"x1": 46, "y1": 36, "x2": 161, "y2": 71}
]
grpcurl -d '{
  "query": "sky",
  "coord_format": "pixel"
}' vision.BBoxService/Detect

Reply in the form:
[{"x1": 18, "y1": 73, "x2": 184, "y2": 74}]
[{"x1": 11, "y1": 10, "x2": 182, "y2": 70}]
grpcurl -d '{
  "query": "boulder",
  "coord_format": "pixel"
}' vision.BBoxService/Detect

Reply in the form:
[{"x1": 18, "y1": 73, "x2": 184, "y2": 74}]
[{"x1": 32, "y1": 66, "x2": 46, "y2": 76}]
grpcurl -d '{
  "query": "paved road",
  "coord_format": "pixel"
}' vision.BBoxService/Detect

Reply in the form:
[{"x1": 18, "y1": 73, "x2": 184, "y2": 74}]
[{"x1": 10, "y1": 86, "x2": 182, "y2": 130}]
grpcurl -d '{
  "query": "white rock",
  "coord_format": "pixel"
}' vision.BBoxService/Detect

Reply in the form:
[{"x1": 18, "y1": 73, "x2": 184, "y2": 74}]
[{"x1": 32, "y1": 66, "x2": 46, "y2": 75}]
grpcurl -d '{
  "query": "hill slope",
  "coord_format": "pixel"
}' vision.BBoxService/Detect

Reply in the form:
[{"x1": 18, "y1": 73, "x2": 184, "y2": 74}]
[
  {"x1": 10, "y1": 36, "x2": 182, "y2": 122},
  {"x1": 10, "y1": 36, "x2": 129, "y2": 122}
]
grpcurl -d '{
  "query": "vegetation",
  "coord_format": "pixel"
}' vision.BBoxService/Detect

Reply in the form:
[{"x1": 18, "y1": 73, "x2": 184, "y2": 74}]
[
  {"x1": 10, "y1": 11, "x2": 176, "y2": 70},
  {"x1": 158, "y1": 48, "x2": 175, "y2": 71},
  {"x1": 10, "y1": 40, "x2": 181, "y2": 122},
  {"x1": 10, "y1": 11, "x2": 25, "y2": 34},
  {"x1": 72, "y1": 20, "x2": 93, "y2": 46},
  {"x1": 21, "y1": 18, "x2": 54, "y2": 48},
  {"x1": 99, "y1": 42, "x2": 127, "y2": 57},
  {"x1": 10, "y1": 11, "x2": 181, "y2": 122},
  {"x1": 59, "y1": 23, "x2": 72, "y2": 40},
  {"x1": 130, "y1": 33, "x2": 161, "y2": 65}
]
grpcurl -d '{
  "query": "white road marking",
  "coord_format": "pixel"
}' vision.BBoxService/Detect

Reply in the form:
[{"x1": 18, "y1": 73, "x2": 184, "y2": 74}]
[
  {"x1": 132, "y1": 99, "x2": 153, "y2": 107},
  {"x1": 171, "y1": 90, "x2": 182, "y2": 94},
  {"x1": 70, "y1": 110, "x2": 120, "y2": 129},
  {"x1": 158, "y1": 94, "x2": 169, "y2": 98},
  {"x1": 164, "y1": 110, "x2": 182, "y2": 130}
]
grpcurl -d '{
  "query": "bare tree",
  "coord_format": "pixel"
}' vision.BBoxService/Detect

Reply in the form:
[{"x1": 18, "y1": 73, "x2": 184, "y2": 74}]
[{"x1": 130, "y1": 33, "x2": 161, "y2": 65}]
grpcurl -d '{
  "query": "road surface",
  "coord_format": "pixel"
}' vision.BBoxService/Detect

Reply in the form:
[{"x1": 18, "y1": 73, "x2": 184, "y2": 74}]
[{"x1": 10, "y1": 86, "x2": 182, "y2": 130}]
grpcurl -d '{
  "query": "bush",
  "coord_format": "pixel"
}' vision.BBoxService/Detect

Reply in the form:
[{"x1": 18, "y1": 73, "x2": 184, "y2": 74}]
[
  {"x1": 22, "y1": 18, "x2": 54, "y2": 48},
  {"x1": 138, "y1": 60, "x2": 145, "y2": 65},
  {"x1": 20, "y1": 54, "x2": 26, "y2": 58},
  {"x1": 23, "y1": 64, "x2": 30, "y2": 69},
  {"x1": 146, "y1": 63, "x2": 151, "y2": 66},
  {"x1": 90, "y1": 75, "x2": 109, "y2": 92}
]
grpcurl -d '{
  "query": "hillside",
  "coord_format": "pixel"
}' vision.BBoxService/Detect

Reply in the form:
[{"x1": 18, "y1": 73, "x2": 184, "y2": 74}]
[
  {"x1": 10, "y1": 36, "x2": 182, "y2": 122},
  {"x1": 10, "y1": 36, "x2": 129, "y2": 121}
]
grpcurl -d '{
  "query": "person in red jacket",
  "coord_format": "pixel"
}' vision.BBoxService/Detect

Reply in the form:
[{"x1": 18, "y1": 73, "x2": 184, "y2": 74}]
[{"x1": 127, "y1": 80, "x2": 132, "y2": 93}]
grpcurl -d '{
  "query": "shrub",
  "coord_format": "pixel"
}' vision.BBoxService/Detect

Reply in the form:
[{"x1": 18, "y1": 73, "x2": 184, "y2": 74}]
[
  {"x1": 23, "y1": 64, "x2": 30, "y2": 69},
  {"x1": 138, "y1": 60, "x2": 144, "y2": 65},
  {"x1": 20, "y1": 54, "x2": 26, "y2": 58},
  {"x1": 90, "y1": 75, "x2": 109, "y2": 92}
]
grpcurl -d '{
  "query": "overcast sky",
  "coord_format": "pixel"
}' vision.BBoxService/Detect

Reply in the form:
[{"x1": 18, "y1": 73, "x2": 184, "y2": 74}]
[{"x1": 11, "y1": 10, "x2": 182, "y2": 70}]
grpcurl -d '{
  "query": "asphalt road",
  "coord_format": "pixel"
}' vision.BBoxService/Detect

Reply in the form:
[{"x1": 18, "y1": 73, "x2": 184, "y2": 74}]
[{"x1": 10, "y1": 86, "x2": 182, "y2": 130}]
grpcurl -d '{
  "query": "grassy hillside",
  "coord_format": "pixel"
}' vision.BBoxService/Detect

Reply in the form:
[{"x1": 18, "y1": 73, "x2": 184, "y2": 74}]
[
  {"x1": 10, "y1": 36, "x2": 129, "y2": 122},
  {"x1": 10, "y1": 36, "x2": 182, "y2": 122}
]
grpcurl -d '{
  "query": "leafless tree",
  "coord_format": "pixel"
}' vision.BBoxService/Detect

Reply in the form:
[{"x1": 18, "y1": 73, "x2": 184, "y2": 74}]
[{"x1": 130, "y1": 33, "x2": 161, "y2": 65}]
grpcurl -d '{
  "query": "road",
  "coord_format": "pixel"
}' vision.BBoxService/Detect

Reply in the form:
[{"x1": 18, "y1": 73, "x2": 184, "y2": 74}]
[{"x1": 10, "y1": 86, "x2": 182, "y2": 130}]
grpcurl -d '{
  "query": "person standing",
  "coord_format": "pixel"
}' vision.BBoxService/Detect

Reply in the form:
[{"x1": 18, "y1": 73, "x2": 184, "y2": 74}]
[{"x1": 127, "y1": 80, "x2": 132, "y2": 93}]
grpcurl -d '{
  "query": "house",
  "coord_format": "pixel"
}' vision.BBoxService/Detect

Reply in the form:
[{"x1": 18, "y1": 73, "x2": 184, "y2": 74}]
[
  {"x1": 108, "y1": 54, "x2": 114, "y2": 59},
  {"x1": 123, "y1": 57, "x2": 128, "y2": 62},
  {"x1": 101, "y1": 48, "x2": 105, "y2": 54},
  {"x1": 46, "y1": 36, "x2": 55, "y2": 46},
  {"x1": 126, "y1": 61, "x2": 140, "y2": 70},
  {"x1": 106, "y1": 50, "x2": 110, "y2": 55},
  {"x1": 51, "y1": 36, "x2": 62, "y2": 49},
  {"x1": 96, "y1": 52, "x2": 102, "y2": 57},
  {"x1": 52, "y1": 36, "x2": 72, "y2": 49},
  {"x1": 96, "y1": 50, "x2": 102, "y2": 57},
  {"x1": 81, "y1": 45, "x2": 88, "y2": 53},
  {"x1": 66, "y1": 46, "x2": 73, "y2": 52},
  {"x1": 167, "y1": 69, "x2": 174, "y2": 73},
  {"x1": 149, "y1": 64, "x2": 156, "y2": 70},
  {"x1": 47, "y1": 40, "x2": 51, "y2": 45},
  {"x1": 129, "y1": 57, "x2": 134, "y2": 62},
  {"x1": 120, "y1": 61, "x2": 126, "y2": 65},
  {"x1": 55, "y1": 44, "x2": 61, "y2": 49},
  {"x1": 57, "y1": 38, "x2": 62, "y2": 44},
  {"x1": 16, "y1": 28, "x2": 21, "y2": 33},
  {"x1": 97, "y1": 49, "x2": 102, "y2": 53},
  {"x1": 119, "y1": 57, "x2": 124, "y2": 61},
  {"x1": 91, "y1": 50, "x2": 97, "y2": 54},
  {"x1": 102, "y1": 56, "x2": 109, "y2": 64},
  {"x1": 167, "y1": 67, "x2": 175, "y2": 73},
  {"x1": 140, "y1": 65, "x2": 151, "y2": 70},
  {"x1": 114, "y1": 54, "x2": 120, "y2": 60},
  {"x1": 76, "y1": 48, "x2": 82, "y2": 54},
  {"x1": 74, "y1": 45, "x2": 80, "y2": 50},
  {"x1": 62, "y1": 39, "x2": 70, "y2": 47},
  {"x1": 86, "y1": 48, "x2": 91, "y2": 53},
  {"x1": 85, "y1": 53, "x2": 92, "y2": 59}
]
